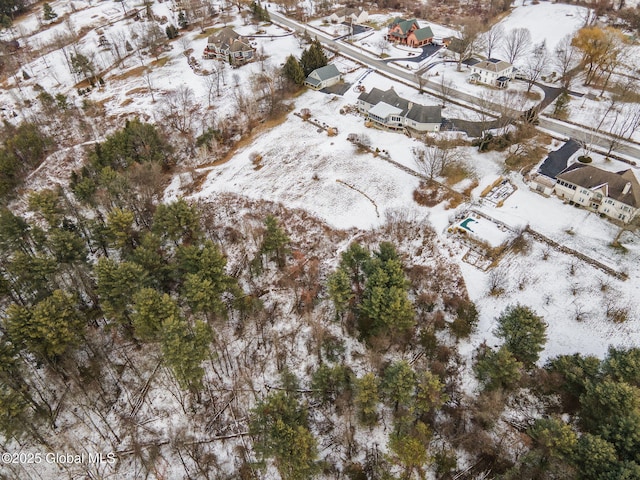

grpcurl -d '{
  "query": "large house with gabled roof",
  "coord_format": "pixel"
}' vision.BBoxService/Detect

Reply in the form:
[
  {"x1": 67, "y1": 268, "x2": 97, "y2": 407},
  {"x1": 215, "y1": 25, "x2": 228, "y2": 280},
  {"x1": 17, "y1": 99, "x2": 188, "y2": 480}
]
[
  {"x1": 554, "y1": 164, "x2": 640, "y2": 224},
  {"x1": 357, "y1": 87, "x2": 441, "y2": 132},
  {"x1": 468, "y1": 58, "x2": 514, "y2": 88},
  {"x1": 203, "y1": 27, "x2": 254, "y2": 65}
]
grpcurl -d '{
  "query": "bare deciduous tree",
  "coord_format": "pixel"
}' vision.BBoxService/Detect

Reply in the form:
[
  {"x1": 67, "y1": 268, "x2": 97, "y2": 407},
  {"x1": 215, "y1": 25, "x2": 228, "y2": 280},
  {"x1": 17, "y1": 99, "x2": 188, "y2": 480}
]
[
  {"x1": 454, "y1": 21, "x2": 484, "y2": 71},
  {"x1": 523, "y1": 41, "x2": 549, "y2": 93},
  {"x1": 483, "y1": 24, "x2": 504, "y2": 59},
  {"x1": 501, "y1": 27, "x2": 531, "y2": 64},
  {"x1": 160, "y1": 85, "x2": 202, "y2": 136},
  {"x1": 413, "y1": 141, "x2": 465, "y2": 179},
  {"x1": 553, "y1": 34, "x2": 580, "y2": 89}
]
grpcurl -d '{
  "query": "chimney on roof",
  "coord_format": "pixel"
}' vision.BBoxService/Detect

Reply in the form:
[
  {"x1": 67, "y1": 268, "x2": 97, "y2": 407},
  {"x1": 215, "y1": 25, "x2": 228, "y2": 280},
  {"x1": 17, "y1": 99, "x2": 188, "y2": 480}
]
[
  {"x1": 408, "y1": 101, "x2": 413, "y2": 109},
  {"x1": 623, "y1": 182, "x2": 632, "y2": 195}
]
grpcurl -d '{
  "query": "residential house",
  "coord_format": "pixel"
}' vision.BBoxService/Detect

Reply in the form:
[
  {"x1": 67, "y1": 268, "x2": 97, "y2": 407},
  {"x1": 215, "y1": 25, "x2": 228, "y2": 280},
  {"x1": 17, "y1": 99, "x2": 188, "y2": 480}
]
[
  {"x1": 530, "y1": 139, "x2": 580, "y2": 196},
  {"x1": 304, "y1": 64, "x2": 341, "y2": 90},
  {"x1": 387, "y1": 18, "x2": 419, "y2": 44},
  {"x1": 357, "y1": 87, "x2": 441, "y2": 132},
  {"x1": 554, "y1": 163, "x2": 640, "y2": 224},
  {"x1": 468, "y1": 58, "x2": 514, "y2": 88},
  {"x1": 406, "y1": 26, "x2": 434, "y2": 47},
  {"x1": 328, "y1": 7, "x2": 368, "y2": 24},
  {"x1": 203, "y1": 27, "x2": 254, "y2": 65}
]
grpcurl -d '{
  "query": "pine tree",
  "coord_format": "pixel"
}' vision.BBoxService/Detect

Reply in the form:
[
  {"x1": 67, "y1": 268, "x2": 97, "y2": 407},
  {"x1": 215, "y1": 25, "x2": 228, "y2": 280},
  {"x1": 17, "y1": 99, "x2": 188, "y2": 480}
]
[
  {"x1": 300, "y1": 39, "x2": 328, "y2": 76},
  {"x1": 494, "y1": 304, "x2": 547, "y2": 367},
  {"x1": 250, "y1": 391, "x2": 319, "y2": 480},
  {"x1": 131, "y1": 288, "x2": 179, "y2": 341},
  {"x1": 355, "y1": 372, "x2": 379, "y2": 426},
  {"x1": 388, "y1": 421, "x2": 431, "y2": 478},
  {"x1": 6, "y1": 290, "x2": 85, "y2": 362},
  {"x1": 382, "y1": 361, "x2": 416, "y2": 412},
  {"x1": 327, "y1": 268, "x2": 352, "y2": 319},
  {"x1": 282, "y1": 55, "x2": 306, "y2": 86},
  {"x1": 95, "y1": 258, "x2": 148, "y2": 324},
  {"x1": 359, "y1": 257, "x2": 415, "y2": 339},
  {"x1": 152, "y1": 199, "x2": 202, "y2": 246},
  {"x1": 42, "y1": 2, "x2": 57, "y2": 21},
  {"x1": 475, "y1": 346, "x2": 522, "y2": 391},
  {"x1": 260, "y1": 215, "x2": 290, "y2": 268},
  {"x1": 161, "y1": 315, "x2": 211, "y2": 391},
  {"x1": 413, "y1": 370, "x2": 448, "y2": 418}
]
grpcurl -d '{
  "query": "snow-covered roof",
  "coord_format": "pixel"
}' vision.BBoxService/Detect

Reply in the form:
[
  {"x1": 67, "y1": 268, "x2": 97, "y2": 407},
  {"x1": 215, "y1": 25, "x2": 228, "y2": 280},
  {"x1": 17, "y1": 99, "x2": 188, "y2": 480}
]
[{"x1": 369, "y1": 101, "x2": 403, "y2": 118}]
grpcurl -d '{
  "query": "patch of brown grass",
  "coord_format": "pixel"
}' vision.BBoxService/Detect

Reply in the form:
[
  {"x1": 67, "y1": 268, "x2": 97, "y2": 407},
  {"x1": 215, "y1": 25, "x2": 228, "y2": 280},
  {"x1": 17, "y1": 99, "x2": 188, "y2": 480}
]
[
  {"x1": 443, "y1": 163, "x2": 472, "y2": 186},
  {"x1": 109, "y1": 66, "x2": 147, "y2": 82},
  {"x1": 125, "y1": 87, "x2": 148, "y2": 96},
  {"x1": 120, "y1": 98, "x2": 134, "y2": 107},
  {"x1": 414, "y1": 181, "x2": 465, "y2": 209}
]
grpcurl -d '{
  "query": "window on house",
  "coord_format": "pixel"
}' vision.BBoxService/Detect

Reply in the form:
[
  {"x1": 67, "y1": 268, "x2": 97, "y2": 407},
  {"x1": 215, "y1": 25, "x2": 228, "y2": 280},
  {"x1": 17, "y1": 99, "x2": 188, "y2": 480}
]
[{"x1": 619, "y1": 214, "x2": 626, "y2": 220}]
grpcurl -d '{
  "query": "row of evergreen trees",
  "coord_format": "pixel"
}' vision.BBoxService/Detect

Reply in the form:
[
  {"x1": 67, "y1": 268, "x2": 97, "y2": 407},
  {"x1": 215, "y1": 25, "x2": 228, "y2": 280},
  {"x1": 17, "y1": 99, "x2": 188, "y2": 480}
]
[{"x1": 282, "y1": 39, "x2": 328, "y2": 86}]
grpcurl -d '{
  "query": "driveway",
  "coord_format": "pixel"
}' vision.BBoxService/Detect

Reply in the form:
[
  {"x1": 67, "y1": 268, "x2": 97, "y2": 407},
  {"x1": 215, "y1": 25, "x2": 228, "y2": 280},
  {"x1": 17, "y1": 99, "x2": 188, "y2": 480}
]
[{"x1": 383, "y1": 44, "x2": 443, "y2": 64}]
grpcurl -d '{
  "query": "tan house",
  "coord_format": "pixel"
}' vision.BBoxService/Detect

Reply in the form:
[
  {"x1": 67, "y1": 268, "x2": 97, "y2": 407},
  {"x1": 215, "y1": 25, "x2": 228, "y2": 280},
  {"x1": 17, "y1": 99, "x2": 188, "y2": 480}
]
[
  {"x1": 468, "y1": 58, "x2": 514, "y2": 88},
  {"x1": 203, "y1": 27, "x2": 254, "y2": 65},
  {"x1": 554, "y1": 164, "x2": 640, "y2": 224}
]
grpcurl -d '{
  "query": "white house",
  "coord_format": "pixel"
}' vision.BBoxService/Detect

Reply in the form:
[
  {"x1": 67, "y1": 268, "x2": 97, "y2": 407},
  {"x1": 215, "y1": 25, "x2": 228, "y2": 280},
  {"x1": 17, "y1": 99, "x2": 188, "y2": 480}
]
[
  {"x1": 328, "y1": 7, "x2": 368, "y2": 24},
  {"x1": 304, "y1": 64, "x2": 341, "y2": 90},
  {"x1": 357, "y1": 87, "x2": 441, "y2": 132},
  {"x1": 468, "y1": 58, "x2": 514, "y2": 88},
  {"x1": 554, "y1": 164, "x2": 640, "y2": 224}
]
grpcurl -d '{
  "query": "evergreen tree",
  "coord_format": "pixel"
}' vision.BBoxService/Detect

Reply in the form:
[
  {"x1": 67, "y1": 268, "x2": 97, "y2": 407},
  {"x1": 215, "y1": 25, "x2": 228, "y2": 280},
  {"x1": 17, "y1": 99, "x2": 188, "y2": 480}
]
[
  {"x1": 388, "y1": 421, "x2": 431, "y2": 478},
  {"x1": 355, "y1": 372, "x2": 379, "y2": 426},
  {"x1": 494, "y1": 304, "x2": 547, "y2": 367},
  {"x1": 382, "y1": 361, "x2": 416, "y2": 412},
  {"x1": 106, "y1": 207, "x2": 137, "y2": 252},
  {"x1": 42, "y1": 2, "x2": 57, "y2": 21},
  {"x1": 260, "y1": 215, "x2": 290, "y2": 268},
  {"x1": 6, "y1": 290, "x2": 84, "y2": 362},
  {"x1": 602, "y1": 347, "x2": 640, "y2": 387},
  {"x1": 359, "y1": 256, "x2": 415, "y2": 339},
  {"x1": 161, "y1": 315, "x2": 211, "y2": 391},
  {"x1": 95, "y1": 258, "x2": 148, "y2": 324},
  {"x1": 475, "y1": 346, "x2": 523, "y2": 391},
  {"x1": 413, "y1": 370, "x2": 448, "y2": 418},
  {"x1": 300, "y1": 39, "x2": 328, "y2": 76},
  {"x1": 326, "y1": 267, "x2": 352, "y2": 319},
  {"x1": 165, "y1": 24, "x2": 179, "y2": 39},
  {"x1": 282, "y1": 55, "x2": 306, "y2": 86},
  {"x1": 131, "y1": 288, "x2": 179, "y2": 341},
  {"x1": 250, "y1": 391, "x2": 319, "y2": 480},
  {"x1": 152, "y1": 199, "x2": 201, "y2": 246}
]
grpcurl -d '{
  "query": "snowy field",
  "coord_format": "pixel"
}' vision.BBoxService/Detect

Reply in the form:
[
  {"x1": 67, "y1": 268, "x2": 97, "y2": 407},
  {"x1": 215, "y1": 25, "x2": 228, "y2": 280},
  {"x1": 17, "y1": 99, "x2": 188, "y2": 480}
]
[{"x1": 2, "y1": 0, "x2": 639, "y2": 367}]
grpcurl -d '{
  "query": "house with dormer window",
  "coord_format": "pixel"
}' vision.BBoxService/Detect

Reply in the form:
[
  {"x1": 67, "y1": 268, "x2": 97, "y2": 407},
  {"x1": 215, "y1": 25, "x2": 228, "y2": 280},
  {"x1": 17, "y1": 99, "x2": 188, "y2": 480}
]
[{"x1": 554, "y1": 164, "x2": 640, "y2": 224}]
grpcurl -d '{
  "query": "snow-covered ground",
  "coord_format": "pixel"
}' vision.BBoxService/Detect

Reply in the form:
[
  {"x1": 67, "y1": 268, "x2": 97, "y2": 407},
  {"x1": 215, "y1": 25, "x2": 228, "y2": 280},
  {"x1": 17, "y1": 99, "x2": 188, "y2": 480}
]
[{"x1": 3, "y1": 0, "x2": 640, "y2": 366}]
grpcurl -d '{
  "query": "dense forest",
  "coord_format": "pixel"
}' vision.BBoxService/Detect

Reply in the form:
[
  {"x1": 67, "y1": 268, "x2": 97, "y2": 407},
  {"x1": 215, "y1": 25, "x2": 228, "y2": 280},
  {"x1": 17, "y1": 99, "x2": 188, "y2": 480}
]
[{"x1": 0, "y1": 119, "x2": 639, "y2": 479}]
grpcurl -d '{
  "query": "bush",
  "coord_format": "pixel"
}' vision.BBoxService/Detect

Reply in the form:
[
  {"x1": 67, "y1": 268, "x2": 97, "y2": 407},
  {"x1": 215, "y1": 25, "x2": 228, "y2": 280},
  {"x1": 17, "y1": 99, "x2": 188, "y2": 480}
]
[{"x1": 578, "y1": 155, "x2": 592, "y2": 163}]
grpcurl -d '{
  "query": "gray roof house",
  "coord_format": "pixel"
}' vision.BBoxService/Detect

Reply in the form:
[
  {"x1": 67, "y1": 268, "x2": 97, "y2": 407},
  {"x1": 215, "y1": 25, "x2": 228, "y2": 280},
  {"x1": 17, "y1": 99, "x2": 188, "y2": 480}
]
[
  {"x1": 203, "y1": 27, "x2": 254, "y2": 65},
  {"x1": 357, "y1": 87, "x2": 441, "y2": 132},
  {"x1": 304, "y1": 64, "x2": 341, "y2": 90},
  {"x1": 554, "y1": 164, "x2": 640, "y2": 224}
]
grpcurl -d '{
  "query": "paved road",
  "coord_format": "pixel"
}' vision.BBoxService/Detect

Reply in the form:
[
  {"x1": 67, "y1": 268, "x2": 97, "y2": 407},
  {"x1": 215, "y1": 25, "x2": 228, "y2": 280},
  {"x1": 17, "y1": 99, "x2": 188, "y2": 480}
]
[{"x1": 269, "y1": 11, "x2": 640, "y2": 160}]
